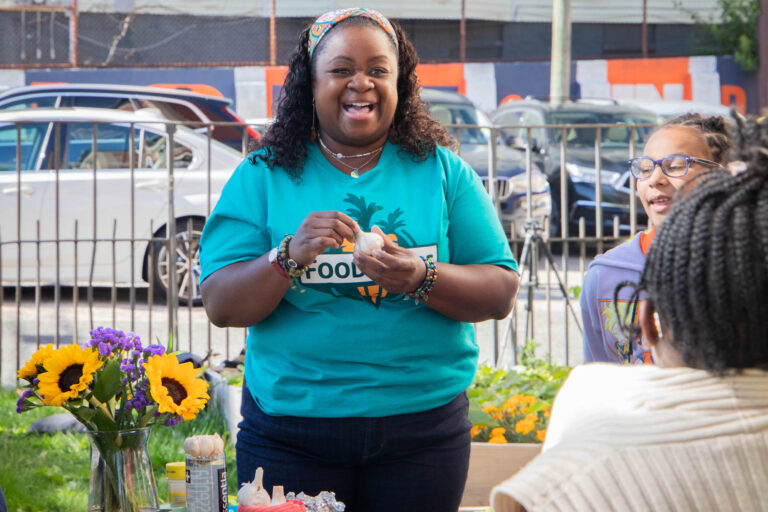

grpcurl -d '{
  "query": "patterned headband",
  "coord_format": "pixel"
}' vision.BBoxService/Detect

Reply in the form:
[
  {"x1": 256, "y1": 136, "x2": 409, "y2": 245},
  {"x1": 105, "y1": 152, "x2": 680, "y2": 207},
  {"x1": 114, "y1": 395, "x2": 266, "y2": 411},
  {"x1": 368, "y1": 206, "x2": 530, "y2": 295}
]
[{"x1": 308, "y1": 7, "x2": 398, "y2": 60}]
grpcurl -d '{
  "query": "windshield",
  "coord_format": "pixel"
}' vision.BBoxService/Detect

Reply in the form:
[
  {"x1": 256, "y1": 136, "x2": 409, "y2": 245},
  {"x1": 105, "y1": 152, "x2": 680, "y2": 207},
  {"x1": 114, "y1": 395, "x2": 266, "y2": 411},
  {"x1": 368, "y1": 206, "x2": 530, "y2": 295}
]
[
  {"x1": 550, "y1": 111, "x2": 658, "y2": 148},
  {"x1": 429, "y1": 104, "x2": 492, "y2": 144}
]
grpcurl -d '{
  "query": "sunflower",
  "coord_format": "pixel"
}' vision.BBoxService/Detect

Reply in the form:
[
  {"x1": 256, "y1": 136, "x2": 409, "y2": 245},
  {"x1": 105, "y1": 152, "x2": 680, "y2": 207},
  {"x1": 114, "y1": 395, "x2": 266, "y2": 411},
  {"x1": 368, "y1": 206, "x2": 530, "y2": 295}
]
[
  {"x1": 145, "y1": 353, "x2": 209, "y2": 421},
  {"x1": 37, "y1": 344, "x2": 103, "y2": 406},
  {"x1": 17, "y1": 344, "x2": 56, "y2": 380}
]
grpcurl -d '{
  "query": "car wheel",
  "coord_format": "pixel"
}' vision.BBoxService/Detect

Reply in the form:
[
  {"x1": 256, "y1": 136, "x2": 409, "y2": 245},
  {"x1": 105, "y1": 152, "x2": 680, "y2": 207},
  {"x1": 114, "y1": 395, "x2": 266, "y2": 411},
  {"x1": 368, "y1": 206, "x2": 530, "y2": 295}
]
[{"x1": 152, "y1": 218, "x2": 204, "y2": 306}]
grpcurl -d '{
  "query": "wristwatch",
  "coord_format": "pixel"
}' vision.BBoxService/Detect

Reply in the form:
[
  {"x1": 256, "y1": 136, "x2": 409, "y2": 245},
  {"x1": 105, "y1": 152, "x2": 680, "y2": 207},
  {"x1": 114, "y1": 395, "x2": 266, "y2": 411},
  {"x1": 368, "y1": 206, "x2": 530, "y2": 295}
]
[{"x1": 268, "y1": 247, "x2": 288, "y2": 279}]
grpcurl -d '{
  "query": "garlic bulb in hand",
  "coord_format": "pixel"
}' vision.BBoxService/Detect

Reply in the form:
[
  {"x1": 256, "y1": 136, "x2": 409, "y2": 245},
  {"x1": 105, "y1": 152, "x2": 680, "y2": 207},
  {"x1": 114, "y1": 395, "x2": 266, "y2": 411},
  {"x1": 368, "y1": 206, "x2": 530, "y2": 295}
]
[
  {"x1": 354, "y1": 231, "x2": 385, "y2": 255},
  {"x1": 237, "y1": 467, "x2": 271, "y2": 506}
]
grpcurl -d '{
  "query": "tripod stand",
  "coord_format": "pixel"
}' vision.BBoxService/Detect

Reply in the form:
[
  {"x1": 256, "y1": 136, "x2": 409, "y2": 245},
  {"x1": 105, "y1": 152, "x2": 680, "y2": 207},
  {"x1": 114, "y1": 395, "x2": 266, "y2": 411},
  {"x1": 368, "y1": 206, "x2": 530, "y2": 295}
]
[{"x1": 498, "y1": 219, "x2": 583, "y2": 366}]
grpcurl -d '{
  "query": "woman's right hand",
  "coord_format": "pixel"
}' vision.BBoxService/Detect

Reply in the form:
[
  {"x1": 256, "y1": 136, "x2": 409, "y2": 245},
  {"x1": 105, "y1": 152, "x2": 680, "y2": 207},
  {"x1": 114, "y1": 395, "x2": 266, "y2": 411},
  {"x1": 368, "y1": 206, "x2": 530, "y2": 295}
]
[{"x1": 289, "y1": 211, "x2": 360, "y2": 265}]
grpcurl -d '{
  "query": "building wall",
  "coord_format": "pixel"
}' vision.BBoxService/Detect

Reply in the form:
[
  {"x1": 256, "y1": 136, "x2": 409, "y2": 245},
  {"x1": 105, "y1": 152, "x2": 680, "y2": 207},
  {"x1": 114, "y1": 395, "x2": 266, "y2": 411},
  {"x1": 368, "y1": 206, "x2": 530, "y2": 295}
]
[
  {"x1": 18, "y1": 0, "x2": 719, "y2": 23},
  {"x1": 18, "y1": 55, "x2": 754, "y2": 118}
]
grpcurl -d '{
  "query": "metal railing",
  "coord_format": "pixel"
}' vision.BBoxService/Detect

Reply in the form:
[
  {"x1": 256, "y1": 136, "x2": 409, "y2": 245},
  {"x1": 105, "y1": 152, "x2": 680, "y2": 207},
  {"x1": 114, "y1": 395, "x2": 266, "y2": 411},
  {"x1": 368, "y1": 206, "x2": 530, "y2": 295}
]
[{"x1": 0, "y1": 118, "x2": 653, "y2": 386}]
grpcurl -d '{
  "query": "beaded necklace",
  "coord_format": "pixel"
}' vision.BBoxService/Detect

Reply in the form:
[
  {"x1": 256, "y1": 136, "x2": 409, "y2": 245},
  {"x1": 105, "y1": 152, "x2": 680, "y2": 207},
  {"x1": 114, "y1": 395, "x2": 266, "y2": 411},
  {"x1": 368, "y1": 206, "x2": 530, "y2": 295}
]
[{"x1": 317, "y1": 137, "x2": 384, "y2": 178}]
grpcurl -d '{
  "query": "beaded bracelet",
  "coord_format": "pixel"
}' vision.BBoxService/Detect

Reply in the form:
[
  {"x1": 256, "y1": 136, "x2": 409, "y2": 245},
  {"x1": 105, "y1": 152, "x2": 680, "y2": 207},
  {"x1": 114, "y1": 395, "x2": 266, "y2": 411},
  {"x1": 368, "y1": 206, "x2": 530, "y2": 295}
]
[
  {"x1": 408, "y1": 256, "x2": 437, "y2": 303},
  {"x1": 279, "y1": 234, "x2": 310, "y2": 279}
]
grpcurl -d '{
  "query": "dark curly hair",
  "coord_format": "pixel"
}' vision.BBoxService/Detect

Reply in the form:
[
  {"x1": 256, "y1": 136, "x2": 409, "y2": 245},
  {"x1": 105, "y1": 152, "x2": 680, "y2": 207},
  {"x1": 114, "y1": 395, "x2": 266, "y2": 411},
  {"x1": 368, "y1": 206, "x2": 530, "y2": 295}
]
[
  {"x1": 251, "y1": 15, "x2": 454, "y2": 176},
  {"x1": 616, "y1": 147, "x2": 768, "y2": 372}
]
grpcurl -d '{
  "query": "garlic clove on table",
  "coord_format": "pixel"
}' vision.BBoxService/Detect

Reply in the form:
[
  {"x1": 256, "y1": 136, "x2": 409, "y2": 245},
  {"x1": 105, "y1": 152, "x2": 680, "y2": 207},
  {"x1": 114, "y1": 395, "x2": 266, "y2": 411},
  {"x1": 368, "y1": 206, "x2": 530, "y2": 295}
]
[
  {"x1": 271, "y1": 485, "x2": 286, "y2": 505},
  {"x1": 237, "y1": 467, "x2": 271, "y2": 506},
  {"x1": 354, "y1": 231, "x2": 385, "y2": 255}
]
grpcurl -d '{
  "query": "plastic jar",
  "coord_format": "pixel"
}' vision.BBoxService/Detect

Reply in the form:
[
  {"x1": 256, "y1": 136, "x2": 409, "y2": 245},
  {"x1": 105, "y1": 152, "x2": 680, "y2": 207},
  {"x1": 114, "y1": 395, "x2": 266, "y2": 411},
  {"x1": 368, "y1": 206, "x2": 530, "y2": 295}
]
[{"x1": 166, "y1": 461, "x2": 187, "y2": 507}]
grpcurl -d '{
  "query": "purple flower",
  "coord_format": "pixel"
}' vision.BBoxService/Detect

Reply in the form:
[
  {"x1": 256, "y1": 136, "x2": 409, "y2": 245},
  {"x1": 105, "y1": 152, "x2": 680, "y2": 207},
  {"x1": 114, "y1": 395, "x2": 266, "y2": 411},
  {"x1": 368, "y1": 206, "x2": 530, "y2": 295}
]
[
  {"x1": 98, "y1": 342, "x2": 113, "y2": 357},
  {"x1": 131, "y1": 335, "x2": 143, "y2": 352},
  {"x1": 164, "y1": 415, "x2": 182, "y2": 427},
  {"x1": 143, "y1": 344, "x2": 165, "y2": 357},
  {"x1": 16, "y1": 389, "x2": 34, "y2": 413},
  {"x1": 126, "y1": 385, "x2": 152, "y2": 411},
  {"x1": 120, "y1": 358, "x2": 136, "y2": 373}
]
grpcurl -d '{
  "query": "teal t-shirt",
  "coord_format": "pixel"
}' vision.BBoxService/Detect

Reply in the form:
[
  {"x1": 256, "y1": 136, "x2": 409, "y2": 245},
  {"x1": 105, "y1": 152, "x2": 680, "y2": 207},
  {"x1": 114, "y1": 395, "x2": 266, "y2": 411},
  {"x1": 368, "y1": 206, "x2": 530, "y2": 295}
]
[{"x1": 199, "y1": 142, "x2": 517, "y2": 417}]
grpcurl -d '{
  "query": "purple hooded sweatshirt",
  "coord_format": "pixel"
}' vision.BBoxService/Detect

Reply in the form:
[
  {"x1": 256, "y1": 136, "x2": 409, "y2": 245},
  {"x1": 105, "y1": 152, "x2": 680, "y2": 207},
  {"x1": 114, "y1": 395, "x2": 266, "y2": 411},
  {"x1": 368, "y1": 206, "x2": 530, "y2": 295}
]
[{"x1": 580, "y1": 231, "x2": 654, "y2": 364}]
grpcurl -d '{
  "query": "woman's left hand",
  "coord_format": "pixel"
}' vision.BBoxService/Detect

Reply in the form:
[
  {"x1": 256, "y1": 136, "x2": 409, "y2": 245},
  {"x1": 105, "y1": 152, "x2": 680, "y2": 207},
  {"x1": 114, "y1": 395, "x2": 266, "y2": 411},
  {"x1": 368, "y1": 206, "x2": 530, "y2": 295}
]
[{"x1": 353, "y1": 226, "x2": 427, "y2": 294}]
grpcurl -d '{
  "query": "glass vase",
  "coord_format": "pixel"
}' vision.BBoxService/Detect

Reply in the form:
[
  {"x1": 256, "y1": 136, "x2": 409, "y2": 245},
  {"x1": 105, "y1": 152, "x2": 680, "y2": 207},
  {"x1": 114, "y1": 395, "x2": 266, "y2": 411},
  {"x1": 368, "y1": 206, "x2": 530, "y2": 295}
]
[{"x1": 86, "y1": 427, "x2": 159, "y2": 512}]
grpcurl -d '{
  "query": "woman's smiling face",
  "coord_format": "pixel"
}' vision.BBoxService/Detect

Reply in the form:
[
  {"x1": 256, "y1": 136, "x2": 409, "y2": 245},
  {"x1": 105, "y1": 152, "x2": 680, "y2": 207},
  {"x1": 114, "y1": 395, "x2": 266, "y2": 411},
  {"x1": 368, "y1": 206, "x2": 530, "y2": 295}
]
[{"x1": 311, "y1": 22, "x2": 398, "y2": 153}]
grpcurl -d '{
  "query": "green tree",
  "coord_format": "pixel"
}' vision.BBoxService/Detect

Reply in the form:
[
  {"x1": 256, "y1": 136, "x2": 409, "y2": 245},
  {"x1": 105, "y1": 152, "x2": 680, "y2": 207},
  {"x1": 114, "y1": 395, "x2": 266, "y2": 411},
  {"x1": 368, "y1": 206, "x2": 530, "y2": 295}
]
[{"x1": 679, "y1": 0, "x2": 758, "y2": 71}]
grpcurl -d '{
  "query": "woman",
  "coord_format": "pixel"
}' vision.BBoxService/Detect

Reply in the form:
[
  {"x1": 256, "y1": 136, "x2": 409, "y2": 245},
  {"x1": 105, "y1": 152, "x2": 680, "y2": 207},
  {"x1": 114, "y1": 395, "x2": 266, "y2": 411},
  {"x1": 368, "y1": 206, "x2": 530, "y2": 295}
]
[
  {"x1": 199, "y1": 8, "x2": 519, "y2": 510},
  {"x1": 491, "y1": 149, "x2": 768, "y2": 512},
  {"x1": 581, "y1": 114, "x2": 730, "y2": 364}
]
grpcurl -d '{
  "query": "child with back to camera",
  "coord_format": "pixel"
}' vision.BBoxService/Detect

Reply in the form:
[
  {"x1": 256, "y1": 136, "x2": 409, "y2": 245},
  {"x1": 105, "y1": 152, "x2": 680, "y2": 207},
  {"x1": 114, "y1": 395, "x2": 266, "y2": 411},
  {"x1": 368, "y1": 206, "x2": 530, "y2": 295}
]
[{"x1": 580, "y1": 113, "x2": 730, "y2": 364}]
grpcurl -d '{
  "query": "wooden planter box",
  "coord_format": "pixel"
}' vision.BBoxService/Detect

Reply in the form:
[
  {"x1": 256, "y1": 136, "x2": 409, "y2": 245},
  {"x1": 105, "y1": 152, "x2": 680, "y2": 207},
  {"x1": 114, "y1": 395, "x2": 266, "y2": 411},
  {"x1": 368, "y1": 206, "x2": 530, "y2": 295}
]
[{"x1": 460, "y1": 442, "x2": 541, "y2": 509}]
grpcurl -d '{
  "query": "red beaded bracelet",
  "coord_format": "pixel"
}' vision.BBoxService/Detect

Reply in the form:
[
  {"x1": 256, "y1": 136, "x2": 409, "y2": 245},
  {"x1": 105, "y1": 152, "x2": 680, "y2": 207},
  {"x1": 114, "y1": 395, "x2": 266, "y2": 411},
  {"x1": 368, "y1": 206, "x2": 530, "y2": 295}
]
[{"x1": 408, "y1": 256, "x2": 437, "y2": 303}]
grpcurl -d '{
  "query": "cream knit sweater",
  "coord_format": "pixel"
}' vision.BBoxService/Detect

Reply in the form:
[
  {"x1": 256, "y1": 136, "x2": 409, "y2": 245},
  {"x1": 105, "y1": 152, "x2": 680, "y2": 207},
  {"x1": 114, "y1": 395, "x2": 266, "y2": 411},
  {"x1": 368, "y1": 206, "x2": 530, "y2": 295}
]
[{"x1": 490, "y1": 364, "x2": 768, "y2": 512}]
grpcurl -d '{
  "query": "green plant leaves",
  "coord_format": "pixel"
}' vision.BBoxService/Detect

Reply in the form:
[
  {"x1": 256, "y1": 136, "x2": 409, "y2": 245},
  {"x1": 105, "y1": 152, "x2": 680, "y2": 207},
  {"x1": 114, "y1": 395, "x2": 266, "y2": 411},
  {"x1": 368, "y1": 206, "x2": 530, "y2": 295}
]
[
  {"x1": 468, "y1": 345, "x2": 571, "y2": 443},
  {"x1": 93, "y1": 359, "x2": 121, "y2": 403}
]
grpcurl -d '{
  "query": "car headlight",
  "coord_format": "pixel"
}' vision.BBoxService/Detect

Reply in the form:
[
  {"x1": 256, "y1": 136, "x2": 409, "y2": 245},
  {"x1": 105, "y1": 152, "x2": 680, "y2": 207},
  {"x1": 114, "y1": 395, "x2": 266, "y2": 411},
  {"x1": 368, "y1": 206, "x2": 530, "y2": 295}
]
[{"x1": 566, "y1": 163, "x2": 621, "y2": 185}]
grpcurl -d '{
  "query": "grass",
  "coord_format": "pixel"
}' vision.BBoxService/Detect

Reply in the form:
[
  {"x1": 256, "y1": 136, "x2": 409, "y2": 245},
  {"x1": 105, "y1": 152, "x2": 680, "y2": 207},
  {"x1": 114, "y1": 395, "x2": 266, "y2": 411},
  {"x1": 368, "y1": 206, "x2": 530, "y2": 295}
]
[{"x1": 0, "y1": 387, "x2": 238, "y2": 512}]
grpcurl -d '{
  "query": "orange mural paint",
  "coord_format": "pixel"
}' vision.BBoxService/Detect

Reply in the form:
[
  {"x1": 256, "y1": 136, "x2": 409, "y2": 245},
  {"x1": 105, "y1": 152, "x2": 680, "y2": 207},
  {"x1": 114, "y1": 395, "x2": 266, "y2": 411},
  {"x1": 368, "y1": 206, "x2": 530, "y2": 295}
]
[
  {"x1": 149, "y1": 83, "x2": 225, "y2": 97},
  {"x1": 415, "y1": 63, "x2": 466, "y2": 95},
  {"x1": 606, "y1": 57, "x2": 692, "y2": 100},
  {"x1": 265, "y1": 66, "x2": 290, "y2": 118},
  {"x1": 721, "y1": 85, "x2": 747, "y2": 114},
  {"x1": 499, "y1": 94, "x2": 523, "y2": 106}
]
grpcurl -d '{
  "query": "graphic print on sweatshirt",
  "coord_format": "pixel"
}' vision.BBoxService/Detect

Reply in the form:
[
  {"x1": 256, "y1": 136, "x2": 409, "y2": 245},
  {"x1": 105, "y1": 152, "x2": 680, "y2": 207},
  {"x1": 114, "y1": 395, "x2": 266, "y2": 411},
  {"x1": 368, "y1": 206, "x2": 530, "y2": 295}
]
[
  {"x1": 598, "y1": 299, "x2": 653, "y2": 364},
  {"x1": 295, "y1": 193, "x2": 436, "y2": 308}
]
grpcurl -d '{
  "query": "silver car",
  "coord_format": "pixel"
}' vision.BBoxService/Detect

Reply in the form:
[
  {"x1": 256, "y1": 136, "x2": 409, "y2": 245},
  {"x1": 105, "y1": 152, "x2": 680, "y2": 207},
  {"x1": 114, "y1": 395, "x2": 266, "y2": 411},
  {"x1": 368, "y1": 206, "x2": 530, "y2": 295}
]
[{"x1": 0, "y1": 107, "x2": 243, "y2": 304}]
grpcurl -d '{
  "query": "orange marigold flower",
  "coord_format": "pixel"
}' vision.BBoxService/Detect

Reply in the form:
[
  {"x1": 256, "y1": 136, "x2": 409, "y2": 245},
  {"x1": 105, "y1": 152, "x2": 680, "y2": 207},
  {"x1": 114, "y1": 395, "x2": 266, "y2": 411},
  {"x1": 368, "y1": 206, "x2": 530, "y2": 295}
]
[
  {"x1": 522, "y1": 395, "x2": 537, "y2": 405},
  {"x1": 471, "y1": 425, "x2": 483, "y2": 438},
  {"x1": 536, "y1": 429, "x2": 547, "y2": 442},
  {"x1": 492, "y1": 412, "x2": 503, "y2": 420},
  {"x1": 503, "y1": 395, "x2": 522, "y2": 410},
  {"x1": 515, "y1": 418, "x2": 536, "y2": 435},
  {"x1": 525, "y1": 412, "x2": 539, "y2": 422},
  {"x1": 482, "y1": 405, "x2": 499, "y2": 415},
  {"x1": 488, "y1": 434, "x2": 508, "y2": 444},
  {"x1": 491, "y1": 427, "x2": 506, "y2": 437}
]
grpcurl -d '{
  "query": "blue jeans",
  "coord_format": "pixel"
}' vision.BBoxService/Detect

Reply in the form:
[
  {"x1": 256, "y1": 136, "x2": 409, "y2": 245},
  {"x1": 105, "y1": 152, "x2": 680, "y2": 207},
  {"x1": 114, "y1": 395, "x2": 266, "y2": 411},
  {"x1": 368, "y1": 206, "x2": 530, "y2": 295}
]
[{"x1": 236, "y1": 384, "x2": 472, "y2": 511}]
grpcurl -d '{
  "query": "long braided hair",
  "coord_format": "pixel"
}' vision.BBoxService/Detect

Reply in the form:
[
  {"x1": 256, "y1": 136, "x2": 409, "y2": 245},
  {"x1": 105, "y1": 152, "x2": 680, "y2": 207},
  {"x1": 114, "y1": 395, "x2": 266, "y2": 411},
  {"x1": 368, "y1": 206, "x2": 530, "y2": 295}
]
[
  {"x1": 252, "y1": 16, "x2": 454, "y2": 176},
  {"x1": 617, "y1": 146, "x2": 768, "y2": 372}
]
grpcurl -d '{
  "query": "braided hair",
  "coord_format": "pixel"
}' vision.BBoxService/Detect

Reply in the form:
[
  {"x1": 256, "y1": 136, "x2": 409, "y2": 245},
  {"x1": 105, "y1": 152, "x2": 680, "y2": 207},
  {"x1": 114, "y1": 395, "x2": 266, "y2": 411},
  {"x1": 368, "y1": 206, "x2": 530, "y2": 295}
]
[
  {"x1": 252, "y1": 16, "x2": 454, "y2": 176},
  {"x1": 617, "y1": 148, "x2": 768, "y2": 372},
  {"x1": 655, "y1": 112, "x2": 732, "y2": 164}
]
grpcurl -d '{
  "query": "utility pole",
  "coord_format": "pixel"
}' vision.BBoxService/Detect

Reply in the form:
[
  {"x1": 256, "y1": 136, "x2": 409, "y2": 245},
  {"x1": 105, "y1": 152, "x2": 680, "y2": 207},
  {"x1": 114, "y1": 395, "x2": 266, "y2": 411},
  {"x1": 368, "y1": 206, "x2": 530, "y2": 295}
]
[
  {"x1": 270, "y1": 0, "x2": 276, "y2": 65},
  {"x1": 70, "y1": 0, "x2": 78, "y2": 67},
  {"x1": 550, "y1": 0, "x2": 572, "y2": 106},
  {"x1": 642, "y1": 0, "x2": 648, "y2": 58},
  {"x1": 759, "y1": 0, "x2": 768, "y2": 113},
  {"x1": 460, "y1": 0, "x2": 466, "y2": 62}
]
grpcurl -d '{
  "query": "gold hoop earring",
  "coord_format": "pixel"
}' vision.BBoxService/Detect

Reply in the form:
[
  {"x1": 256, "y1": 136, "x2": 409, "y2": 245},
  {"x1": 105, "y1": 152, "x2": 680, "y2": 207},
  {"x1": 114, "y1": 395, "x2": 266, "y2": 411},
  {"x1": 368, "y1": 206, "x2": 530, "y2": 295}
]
[{"x1": 310, "y1": 98, "x2": 317, "y2": 142}]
